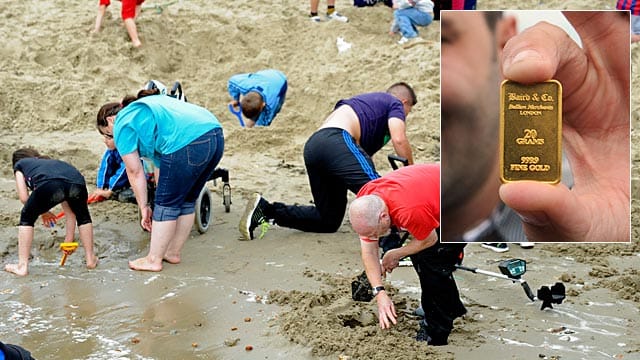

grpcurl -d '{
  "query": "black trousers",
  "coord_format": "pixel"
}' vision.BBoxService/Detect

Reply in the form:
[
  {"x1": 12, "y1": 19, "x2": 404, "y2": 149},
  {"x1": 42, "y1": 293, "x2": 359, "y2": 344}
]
[
  {"x1": 433, "y1": 0, "x2": 451, "y2": 20},
  {"x1": 270, "y1": 128, "x2": 379, "y2": 233},
  {"x1": 20, "y1": 180, "x2": 91, "y2": 227},
  {"x1": 410, "y1": 241, "x2": 467, "y2": 344}
]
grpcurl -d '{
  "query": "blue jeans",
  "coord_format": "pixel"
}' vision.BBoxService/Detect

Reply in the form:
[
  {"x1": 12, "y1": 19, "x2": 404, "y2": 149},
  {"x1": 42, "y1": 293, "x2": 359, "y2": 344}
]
[
  {"x1": 394, "y1": 8, "x2": 433, "y2": 38},
  {"x1": 633, "y1": 15, "x2": 640, "y2": 35},
  {"x1": 153, "y1": 128, "x2": 224, "y2": 221}
]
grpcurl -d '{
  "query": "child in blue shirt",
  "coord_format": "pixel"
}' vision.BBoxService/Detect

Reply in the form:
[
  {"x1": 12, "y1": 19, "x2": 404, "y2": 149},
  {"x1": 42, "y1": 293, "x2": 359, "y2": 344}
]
[
  {"x1": 227, "y1": 69, "x2": 288, "y2": 127},
  {"x1": 93, "y1": 135, "x2": 134, "y2": 203}
]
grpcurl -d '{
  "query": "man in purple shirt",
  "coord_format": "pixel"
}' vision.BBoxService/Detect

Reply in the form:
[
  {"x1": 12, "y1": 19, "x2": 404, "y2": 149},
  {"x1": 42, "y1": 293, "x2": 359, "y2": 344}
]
[{"x1": 239, "y1": 82, "x2": 416, "y2": 240}]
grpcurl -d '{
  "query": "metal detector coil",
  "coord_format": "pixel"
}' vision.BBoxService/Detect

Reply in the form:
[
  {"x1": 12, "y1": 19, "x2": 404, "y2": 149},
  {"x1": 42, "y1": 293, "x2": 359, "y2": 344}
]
[{"x1": 537, "y1": 282, "x2": 566, "y2": 310}]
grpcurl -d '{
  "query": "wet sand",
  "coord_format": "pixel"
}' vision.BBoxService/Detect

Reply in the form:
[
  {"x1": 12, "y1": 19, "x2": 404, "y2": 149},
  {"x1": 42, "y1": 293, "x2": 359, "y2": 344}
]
[{"x1": 1, "y1": 0, "x2": 639, "y2": 359}]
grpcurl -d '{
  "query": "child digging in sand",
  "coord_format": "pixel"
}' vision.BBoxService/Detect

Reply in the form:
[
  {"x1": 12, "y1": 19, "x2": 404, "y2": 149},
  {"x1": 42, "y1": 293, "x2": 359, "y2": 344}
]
[{"x1": 5, "y1": 148, "x2": 98, "y2": 276}]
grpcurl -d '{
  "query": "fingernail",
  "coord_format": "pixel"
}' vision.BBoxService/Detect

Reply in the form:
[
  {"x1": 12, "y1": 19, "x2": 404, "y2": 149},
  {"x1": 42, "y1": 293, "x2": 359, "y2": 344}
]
[
  {"x1": 518, "y1": 212, "x2": 548, "y2": 227},
  {"x1": 504, "y1": 49, "x2": 543, "y2": 70}
]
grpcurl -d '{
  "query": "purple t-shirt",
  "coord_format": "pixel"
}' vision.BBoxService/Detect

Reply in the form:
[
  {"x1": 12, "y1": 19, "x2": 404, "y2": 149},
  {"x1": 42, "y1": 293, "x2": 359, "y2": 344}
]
[{"x1": 334, "y1": 92, "x2": 405, "y2": 155}]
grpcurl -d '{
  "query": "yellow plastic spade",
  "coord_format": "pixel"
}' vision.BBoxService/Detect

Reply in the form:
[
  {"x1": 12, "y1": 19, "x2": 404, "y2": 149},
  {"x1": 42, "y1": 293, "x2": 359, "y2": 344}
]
[{"x1": 59, "y1": 242, "x2": 79, "y2": 266}]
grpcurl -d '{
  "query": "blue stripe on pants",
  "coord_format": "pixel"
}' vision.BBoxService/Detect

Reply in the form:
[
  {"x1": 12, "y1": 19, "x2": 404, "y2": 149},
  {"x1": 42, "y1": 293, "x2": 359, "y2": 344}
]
[{"x1": 342, "y1": 130, "x2": 379, "y2": 180}]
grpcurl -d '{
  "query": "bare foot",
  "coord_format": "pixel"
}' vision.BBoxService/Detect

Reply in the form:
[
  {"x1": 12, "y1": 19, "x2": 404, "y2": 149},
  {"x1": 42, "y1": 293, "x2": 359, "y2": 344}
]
[
  {"x1": 132, "y1": 40, "x2": 142, "y2": 48},
  {"x1": 5, "y1": 263, "x2": 28, "y2": 276},
  {"x1": 128, "y1": 257, "x2": 162, "y2": 272},
  {"x1": 163, "y1": 254, "x2": 181, "y2": 264},
  {"x1": 86, "y1": 255, "x2": 99, "y2": 270},
  {"x1": 632, "y1": 34, "x2": 640, "y2": 43}
]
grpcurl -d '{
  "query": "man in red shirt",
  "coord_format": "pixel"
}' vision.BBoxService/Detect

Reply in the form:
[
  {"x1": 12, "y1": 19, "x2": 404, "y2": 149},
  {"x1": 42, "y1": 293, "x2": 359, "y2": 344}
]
[{"x1": 349, "y1": 163, "x2": 466, "y2": 345}]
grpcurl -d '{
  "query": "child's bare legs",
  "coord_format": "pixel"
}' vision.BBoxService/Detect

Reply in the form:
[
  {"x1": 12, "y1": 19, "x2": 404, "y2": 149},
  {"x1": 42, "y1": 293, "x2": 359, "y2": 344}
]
[
  {"x1": 62, "y1": 201, "x2": 77, "y2": 242},
  {"x1": 163, "y1": 213, "x2": 195, "y2": 264},
  {"x1": 91, "y1": 5, "x2": 108, "y2": 33},
  {"x1": 123, "y1": 18, "x2": 142, "y2": 47},
  {"x1": 4, "y1": 226, "x2": 34, "y2": 276},
  {"x1": 61, "y1": 201, "x2": 97, "y2": 269},
  {"x1": 310, "y1": 0, "x2": 320, "y2": 14},
  {"x1": 310, "y1": 0, "x2": 337, "y2": 12},
  {"x1": 78, "y1": 223, "x2": 98, "y2": 269}
]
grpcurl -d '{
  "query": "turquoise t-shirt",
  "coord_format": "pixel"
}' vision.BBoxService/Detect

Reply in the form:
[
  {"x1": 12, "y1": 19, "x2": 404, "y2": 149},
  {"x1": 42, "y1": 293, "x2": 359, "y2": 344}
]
[{"x1": 114, "y1": 95, "x2": 221, "y2": 167}]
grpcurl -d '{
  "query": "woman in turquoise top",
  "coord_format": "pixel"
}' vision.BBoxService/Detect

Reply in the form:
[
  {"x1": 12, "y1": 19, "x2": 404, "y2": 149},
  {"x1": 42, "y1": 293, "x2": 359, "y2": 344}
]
[{"x1": 96, "y1": 88, "x2": 224, "y2": 272}]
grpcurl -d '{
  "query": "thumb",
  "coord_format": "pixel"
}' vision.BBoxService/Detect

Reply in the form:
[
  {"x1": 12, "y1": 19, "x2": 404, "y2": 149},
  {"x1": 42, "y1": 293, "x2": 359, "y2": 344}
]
[{"x1": 499, "y1": 181, "x2": 590, "y2": 242}]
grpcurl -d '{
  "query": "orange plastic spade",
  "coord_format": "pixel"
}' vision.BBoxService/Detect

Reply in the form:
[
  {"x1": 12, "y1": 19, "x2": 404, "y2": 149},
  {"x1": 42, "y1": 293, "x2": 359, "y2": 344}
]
[{"x1": 59, "y1": 242, "x2": 79, "y2": 266}]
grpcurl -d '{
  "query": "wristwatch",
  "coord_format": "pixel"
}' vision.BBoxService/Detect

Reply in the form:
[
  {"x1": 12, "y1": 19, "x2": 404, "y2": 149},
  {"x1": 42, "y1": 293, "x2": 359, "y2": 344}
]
[{"x1": 372, "y1": 286, "x2": 386, "y2": 297}]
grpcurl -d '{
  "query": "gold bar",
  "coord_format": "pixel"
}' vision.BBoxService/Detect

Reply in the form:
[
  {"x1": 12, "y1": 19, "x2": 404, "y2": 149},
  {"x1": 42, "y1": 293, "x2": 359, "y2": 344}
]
[{"x1": 500, "y1": 80, "x2": 562, "y2": 184}]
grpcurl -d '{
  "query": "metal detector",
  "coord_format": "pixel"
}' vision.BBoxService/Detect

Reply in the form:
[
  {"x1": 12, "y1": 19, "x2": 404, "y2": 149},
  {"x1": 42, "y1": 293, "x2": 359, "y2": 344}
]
[
  {"x1": 387, "y1": 154, "x2": 409, "y2": 170},
  {"x1": 455, "y1": 258, "x2": 566, "y2": 310}
]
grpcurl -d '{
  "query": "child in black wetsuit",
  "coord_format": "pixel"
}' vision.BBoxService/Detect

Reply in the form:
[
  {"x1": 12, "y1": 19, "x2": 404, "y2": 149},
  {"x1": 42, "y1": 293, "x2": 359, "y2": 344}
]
[{"x1": 4, "y1": 148, "x2": 98, "y2": 276}]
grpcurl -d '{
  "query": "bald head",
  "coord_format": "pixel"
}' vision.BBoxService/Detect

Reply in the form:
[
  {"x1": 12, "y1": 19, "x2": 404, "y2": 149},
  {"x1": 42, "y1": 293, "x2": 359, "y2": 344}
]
[{"x1": 349, "y1": 195, "x2": 387, "y2": 237}]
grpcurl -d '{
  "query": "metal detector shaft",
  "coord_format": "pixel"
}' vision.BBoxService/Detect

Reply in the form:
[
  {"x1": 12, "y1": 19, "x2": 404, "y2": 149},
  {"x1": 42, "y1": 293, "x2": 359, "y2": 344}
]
[{"x1": 456, "y1": 264, "x2": 536, "y2": 301}]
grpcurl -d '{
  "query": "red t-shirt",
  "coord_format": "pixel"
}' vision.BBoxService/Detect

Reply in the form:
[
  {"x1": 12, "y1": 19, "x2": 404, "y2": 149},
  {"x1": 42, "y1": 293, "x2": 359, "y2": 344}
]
[
  {"x1": 100, "y1": 0, "x2": 145, "y2": 20},
  {"x1": 357, "y1": 163, "x2": 439, "y2": 241}
]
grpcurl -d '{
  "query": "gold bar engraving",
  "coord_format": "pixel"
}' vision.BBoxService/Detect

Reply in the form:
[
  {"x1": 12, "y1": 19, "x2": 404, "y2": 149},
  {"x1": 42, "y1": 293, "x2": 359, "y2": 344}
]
[{"x1": 500, "y1": 80, "x2": 562, "y2": 184}]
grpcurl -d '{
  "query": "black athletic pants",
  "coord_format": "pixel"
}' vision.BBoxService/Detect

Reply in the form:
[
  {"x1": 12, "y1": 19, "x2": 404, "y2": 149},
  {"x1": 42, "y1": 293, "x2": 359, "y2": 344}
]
[
  {"x1": 20, "y1": 180, "x2": 91, "y2": 227},
  {"x1": 410, "y1": 241, "x2": 467, "y2": 345},
  {"x1": 269, "y1": 128, "x2": 379, "y2": 233}
]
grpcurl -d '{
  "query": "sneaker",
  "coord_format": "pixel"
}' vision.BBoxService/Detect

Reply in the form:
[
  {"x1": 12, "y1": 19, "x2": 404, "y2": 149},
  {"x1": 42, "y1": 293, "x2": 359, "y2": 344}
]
[
  {"x1": 416, "y1": 321, "x2": 432, "y2": 343},
  {"x1": 239, "y1": 193, "x2": 270, "y2": 240},
  {"x1": 413, "y1": 305, "x2": 425, "y2": 318},
  {"x1": 115, "y1": 188, "x2": 136, "y2": 204},
  {"x1": 326, "y1": 11, "x2": 348, "y2": 22},
  {"x1": 398, "y1": 258, "x2": 413, "y2": 267},
  {"x1": 310, "y1": 15, "x2": 322, "y2": 22},
  {"x1": 519, "y1": 242, "x2": 535, "y2": 249},
  {"x1": 481, "y1": 243, "x2": 509, "y2": 253},
  {"x1": 400, "y1": 36, "x2": 427, "y2": 49},
  {"x1": 416, "y1": 320, "x2": 447, "y2": 345}
]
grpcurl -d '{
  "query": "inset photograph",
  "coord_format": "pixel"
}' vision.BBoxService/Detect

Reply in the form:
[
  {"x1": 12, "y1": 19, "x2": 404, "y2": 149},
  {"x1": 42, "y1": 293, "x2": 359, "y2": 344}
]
[{"x1": 440, "y1": 10, "x2": 631, "y2": 243}]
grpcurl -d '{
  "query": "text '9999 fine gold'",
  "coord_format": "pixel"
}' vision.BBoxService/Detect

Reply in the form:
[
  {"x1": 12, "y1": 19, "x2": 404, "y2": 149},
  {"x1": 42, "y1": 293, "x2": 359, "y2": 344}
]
[{"x1": 500, "y1": 80, "x2": 562, "y2": 184}]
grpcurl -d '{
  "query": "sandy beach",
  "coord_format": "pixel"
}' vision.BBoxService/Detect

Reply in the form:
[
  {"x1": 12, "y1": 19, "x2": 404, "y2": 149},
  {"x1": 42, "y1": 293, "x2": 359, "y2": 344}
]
[{"x1": 1, "y1": 0, "x2": 638, "y2": 359}]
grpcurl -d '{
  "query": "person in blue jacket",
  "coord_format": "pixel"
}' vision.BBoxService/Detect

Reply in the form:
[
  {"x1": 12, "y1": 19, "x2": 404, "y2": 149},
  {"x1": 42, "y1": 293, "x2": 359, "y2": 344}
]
[
  {"x1": 92, "y1": 133, "x2": 135, "y2": 203},
  {"x1": 0, "y1": 341, "x2": 35, "y2": 359},
  {"x1": 227, "y1": 69, "x2": 288, "y2": 128},
  {"x1": 96, "y1": 88, "x2": 224, "y2": 272}
]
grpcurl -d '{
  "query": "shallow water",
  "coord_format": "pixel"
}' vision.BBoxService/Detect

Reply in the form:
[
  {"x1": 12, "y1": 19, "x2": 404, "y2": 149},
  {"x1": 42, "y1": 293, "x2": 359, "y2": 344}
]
[
  {"x1": 0, "y1": 215, "x2": 341, "y2": 359},
  {"x1": 2, "y1": 215, "x2": 640, "y2": 360}
]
